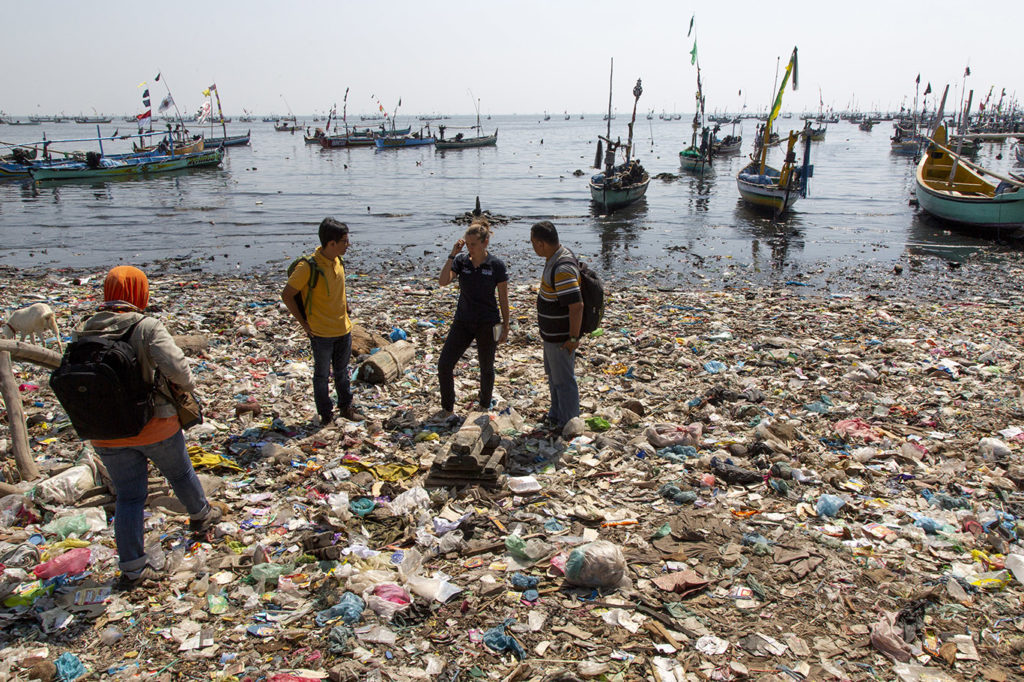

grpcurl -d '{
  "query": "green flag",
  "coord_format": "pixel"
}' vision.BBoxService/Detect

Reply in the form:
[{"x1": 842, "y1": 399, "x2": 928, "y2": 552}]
[
  {"x1": 690, "y1": 41, "x2": 698, "y2": 65},
  {"x1": 768, "y1": 47, "x2": 798, "y2": 125}
]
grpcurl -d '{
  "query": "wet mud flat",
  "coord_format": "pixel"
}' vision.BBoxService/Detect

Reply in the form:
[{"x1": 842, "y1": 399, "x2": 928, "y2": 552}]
[{"x1": 0, "y1": 260, "x2": 1023, "y2": 681}]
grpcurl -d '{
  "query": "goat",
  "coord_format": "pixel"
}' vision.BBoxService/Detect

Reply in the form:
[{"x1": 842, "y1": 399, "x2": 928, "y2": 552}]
[{"x1": 1, "y1": 303, "x2": 62, "y2": 352}]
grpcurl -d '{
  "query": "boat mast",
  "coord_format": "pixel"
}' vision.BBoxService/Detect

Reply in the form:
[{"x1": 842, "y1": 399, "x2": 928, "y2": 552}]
[
  {"x1": 605, "y1": 57, "x2": 613, "y2": 142},
  {"x1": 625, "y1": 78, "x2": 642, "y2": 163},
  {"x1": 343, "y1": 87, "x2": 349, "y2": 137}
]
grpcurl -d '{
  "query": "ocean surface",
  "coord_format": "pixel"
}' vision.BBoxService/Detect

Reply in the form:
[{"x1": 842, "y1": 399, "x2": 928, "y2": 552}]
[{"x1": 2, "y1": 115, "x2": 1022, "y2": 290}]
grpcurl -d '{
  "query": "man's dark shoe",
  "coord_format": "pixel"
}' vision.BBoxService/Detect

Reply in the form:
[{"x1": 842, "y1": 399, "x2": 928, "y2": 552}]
[
  {"x1": 114, "y1": 566, "x2": 161, "y2": 591},
  {"x1": 339, "y1": 406, "x2": 366, "y2": 421},
  {"x1": 190, "y1": 506, "x2": 223, "y2": 534}
]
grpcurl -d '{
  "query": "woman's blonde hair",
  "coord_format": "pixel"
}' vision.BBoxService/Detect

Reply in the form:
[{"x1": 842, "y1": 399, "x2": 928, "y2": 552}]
[{"x1": 465, "y1": 217, "x2": 491, "y2": 242}]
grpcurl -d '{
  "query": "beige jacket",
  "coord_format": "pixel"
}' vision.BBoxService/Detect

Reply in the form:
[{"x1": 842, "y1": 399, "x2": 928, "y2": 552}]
[{"x1": 74, "y1": 311, "x2": 194, "y2": 419}]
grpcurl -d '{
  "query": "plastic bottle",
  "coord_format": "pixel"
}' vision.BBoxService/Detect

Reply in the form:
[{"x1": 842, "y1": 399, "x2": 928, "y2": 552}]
[{"x1": 33, "y1": 547, "x2": 91, "y2": 579}]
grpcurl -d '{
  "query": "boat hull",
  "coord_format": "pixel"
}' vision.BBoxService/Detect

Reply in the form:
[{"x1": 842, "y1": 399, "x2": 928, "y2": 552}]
[
  {"x1": 679, "y1": 148, "x2": 711, "y2": 172},
  {"x1": 434, "y1": 132, "x2": 498, "y2": 150},
  {"x1": 31, "y1": 148, "x2": 223, "y2": 181},
  {"x1": 374, "y1": 137, "x2": 435, "y2": 149},
  {"x1": 589, "y1": 176, "x2": 650, "y2": 210},
  {"x1": 914, "y1": 125, "x2": 1024, "y2": 229},
  {"x1": 736, "y1": 163, "x2": 801, "y2": 212},
  {"x1": 202, "y1": 131, "x2": 251, "y2": 148}
]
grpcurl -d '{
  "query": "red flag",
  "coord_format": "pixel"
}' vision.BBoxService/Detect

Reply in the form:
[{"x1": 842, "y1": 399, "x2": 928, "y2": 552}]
[{"x1": 136, "y1": 110, "x2": 152, "y2": 122}]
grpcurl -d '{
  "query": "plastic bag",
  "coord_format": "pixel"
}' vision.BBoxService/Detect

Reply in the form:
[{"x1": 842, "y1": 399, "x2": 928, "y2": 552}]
[
  {"x1": 316, "y1": 591, "x2": 365, "y2": 626},
  {"x1": 505, "y1": 535, "x2": 552, "y2": 562},
  {"x1": 646, "y1": 423, "x2": 702, "y2": 448},
  {"x1": 33, "y1": 465, "x2": 96, "y2": 505},
  {"x1": 815, "y1": 494, "x2": 846, "y2": 518},
  {"x1": 564, "y1": 540, "x2": 627, "y2": 589},
  {"x1": 387, "y1": 486, "x2": 430, "y2": 515},
  {"x1": 364, "y1": 583, "x2": 411, "y2": 620}
]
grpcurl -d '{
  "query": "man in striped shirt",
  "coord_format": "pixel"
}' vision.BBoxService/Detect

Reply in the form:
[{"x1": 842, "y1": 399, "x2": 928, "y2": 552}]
[{"x1": 531, "y1": 221, "x2": 583, "y2": 429}]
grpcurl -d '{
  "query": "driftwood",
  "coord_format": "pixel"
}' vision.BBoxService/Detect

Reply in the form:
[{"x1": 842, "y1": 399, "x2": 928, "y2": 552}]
[
  {"x1": 351, "y1": 325, "x2": 390, "y2": 357},
  {"x1": 0, "y1": 351, "x2": 40, "y2": 481},
  {"x1": 358, "y1": 340, "x2": 415, "y2": 384},
  {"x1": 0, "y1": 341, "x2": 60, "y2": 482}
]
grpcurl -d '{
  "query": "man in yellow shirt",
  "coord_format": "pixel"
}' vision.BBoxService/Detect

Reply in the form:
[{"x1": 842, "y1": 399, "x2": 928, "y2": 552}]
[{"x1": 282, "y1": 218, "x2": 365, "y2": 424}]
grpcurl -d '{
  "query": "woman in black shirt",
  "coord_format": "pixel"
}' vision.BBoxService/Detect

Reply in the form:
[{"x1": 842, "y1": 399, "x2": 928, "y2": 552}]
[{"x1": 437, "y1": 218, "x2": 510, "y2": 417}]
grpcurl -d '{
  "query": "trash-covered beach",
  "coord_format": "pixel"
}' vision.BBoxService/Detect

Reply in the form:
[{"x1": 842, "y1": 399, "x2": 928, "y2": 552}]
[{"x1": 1, "y1": 252, "x2": 1024, "y2": 682}]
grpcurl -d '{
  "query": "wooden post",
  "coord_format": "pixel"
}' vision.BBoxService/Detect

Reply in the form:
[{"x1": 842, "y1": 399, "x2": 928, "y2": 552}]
[{"x1": 0, "y1": 351, "x2": 39, "y2": 481}]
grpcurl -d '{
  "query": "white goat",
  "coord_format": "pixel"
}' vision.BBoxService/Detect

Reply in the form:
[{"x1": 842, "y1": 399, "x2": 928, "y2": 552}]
[{"x1": 1, "y1": 303, "x2": 63, "y2": 352}]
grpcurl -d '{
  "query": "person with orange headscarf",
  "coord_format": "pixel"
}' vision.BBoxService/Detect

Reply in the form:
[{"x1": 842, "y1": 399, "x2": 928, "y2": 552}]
[{"x1": 73, "y1": 266, "x2": 221, "y2": 589}]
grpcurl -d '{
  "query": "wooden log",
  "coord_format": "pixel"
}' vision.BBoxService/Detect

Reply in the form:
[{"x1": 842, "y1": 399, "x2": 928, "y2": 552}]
[
  {"x1": 0, "y1": 340, "x2": 61, "y2": 369},
  {"x1": 358, "y1": 340, "x2": 415, "y2": 384},
  {"x1": 0, "y1": 351, "x2": 40, "y2": 481},
  {"x1": 351, "y1": 325, "x2": 390, "y2": 357},
  {"x1": 451, "y1": 411, "x2": 495, "y2": 458}
]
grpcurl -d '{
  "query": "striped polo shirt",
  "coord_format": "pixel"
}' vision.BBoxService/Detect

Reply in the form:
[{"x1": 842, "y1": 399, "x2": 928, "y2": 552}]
[{"x1": 537, "y1": 245, "x2": 582, "y2": 342}]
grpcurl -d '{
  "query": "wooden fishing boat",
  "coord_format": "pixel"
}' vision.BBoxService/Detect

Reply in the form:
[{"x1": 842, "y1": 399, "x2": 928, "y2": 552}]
[
  {"x1": 274, "y1": 122, "x2": 302, "y2": 132},
  {"x1": 320, "y1": 134, "x2": 376, "y2": 148},
  {"x1": 914, "y1": 124, "x2": 1024, "y2": 230},
  {"x1": 590, "y1": 60, "x2": 649, "y2": 211},
  {"x1": 74, "y1": 116, "x2": 112, "y2": 124},
  {"x1": 374, "y1": 134, "x2": 435, "y2": 149},
  {"x1": 202, "y1": 130, "x2": 251, "y2": 148},
  {"x1": 133, "y1": 133, "x2": 204, "y2": 156},
  {"x1": 435, "y1": 130, "x2": 497, "y2": 150},
  {"x1": 30, "y1": 147, "x2": 223, "y2": 181},
  {"x1": 304, "y1": 128, "x2": 327, "y2": 144},
  {"x1": 858, "y1": 119, "x2": 876, "y2": 131},
  {"x1": 678, "y1": 20, "x2": 713, "y2": 175},
  {"x1": 712, "y1": 134, "x2": 742, "y2": 154},
  {"x1": 736, "y1": 47, "x2": 813, "y2": 215},
  {"x1": 435, "y1": 99, "x2": 497, "y2": 150}
]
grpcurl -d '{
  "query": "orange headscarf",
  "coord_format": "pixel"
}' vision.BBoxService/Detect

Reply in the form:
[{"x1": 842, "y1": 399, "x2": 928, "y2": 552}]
[{"x1": 103, "y1": 266, "x2": 150, "y2": 310}]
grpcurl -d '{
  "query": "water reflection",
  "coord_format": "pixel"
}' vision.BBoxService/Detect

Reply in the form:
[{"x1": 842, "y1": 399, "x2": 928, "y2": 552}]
[
  {"x1": 732, "y1": 200, "x2": 805, "y2": 273},
  {"x1": 588, "y1": 198, "x2": 647, "y2": 270},
  {"x1": 684, "y1": 173, "x2": 715, "y2": 212}
]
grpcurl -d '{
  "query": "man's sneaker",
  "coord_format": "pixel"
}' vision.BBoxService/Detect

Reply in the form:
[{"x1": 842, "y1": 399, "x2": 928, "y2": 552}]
[
  {"x1": 339, "y1": 405, "x2": 366, "y2": 421},
  {"x1": 114, "y1": 566, "x2": 161, "y2": 591},
  {"x1": 190, "y1": 506, "x2": 223, "y2": 534}
]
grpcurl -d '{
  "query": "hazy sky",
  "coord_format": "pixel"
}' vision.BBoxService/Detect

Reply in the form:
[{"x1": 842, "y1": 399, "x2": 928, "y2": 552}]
[{"x1": 4, "y1": 0, "x2": 1021, "y2": 118}]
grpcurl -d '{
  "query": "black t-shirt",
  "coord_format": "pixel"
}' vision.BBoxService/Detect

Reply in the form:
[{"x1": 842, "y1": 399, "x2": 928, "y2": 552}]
[{"x1": 452, "y1": 253, "x2": 508, "y2": 324}]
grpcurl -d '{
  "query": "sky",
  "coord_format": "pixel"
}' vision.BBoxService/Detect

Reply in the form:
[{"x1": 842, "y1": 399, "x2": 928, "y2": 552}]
[{"x1": 3, "y1": 0, "x2": 1021, "y2": 119}]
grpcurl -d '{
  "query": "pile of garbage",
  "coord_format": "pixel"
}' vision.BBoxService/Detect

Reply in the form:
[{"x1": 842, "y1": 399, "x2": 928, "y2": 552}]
[{"x1": 0, "y1": 264, "x2": 1023, "y2": 681}]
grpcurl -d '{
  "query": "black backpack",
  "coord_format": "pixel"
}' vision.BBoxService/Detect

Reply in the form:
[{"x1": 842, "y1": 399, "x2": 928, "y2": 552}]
[
  {"x1": 556, "y1": 254, "x2": 605, "y2": 335},
  {"x1": 49, "y1": 319, "x2": 155, "y2": 440}
]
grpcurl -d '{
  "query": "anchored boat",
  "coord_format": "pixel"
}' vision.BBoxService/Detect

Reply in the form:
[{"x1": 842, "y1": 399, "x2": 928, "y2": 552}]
[{"x1": 589, "y1": 58, "x2": 649, "y2": 211}]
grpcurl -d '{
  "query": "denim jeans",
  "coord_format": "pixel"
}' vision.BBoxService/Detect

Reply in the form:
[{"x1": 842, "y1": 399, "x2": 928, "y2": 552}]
[
  {"x1": 437, "y1": 320, "x2": 498, "y2": 412},
  {"x1": 310, "y1": 332, "x2": 353, "y2": 420},
  {"x1": 94, "y1": 430, "x2": 210, "y2": 573},
  {"x1": 542, "y1": 341, "x2": 579, "y2": 426}
]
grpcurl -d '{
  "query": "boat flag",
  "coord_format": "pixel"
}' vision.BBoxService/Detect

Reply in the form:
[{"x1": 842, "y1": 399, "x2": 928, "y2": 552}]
[
  {"x1": 136, "y1": 110, "x2": 151, "y2": 122},
  {"x1": 924, "y1": 83, "x2": 932, "y2": 96},
  {"x1": 154, "y1": 72, "x2": 161, "y2": 82},
  {"x1": 687, "y1": 14, "x2": 694, "y2": 37},
  {"x1": 202, "y1": 84, "x2": 217, "y2": 96},
  {"x1": 964, "y1": 66, "x2": 971, "y2": 77},
  {"x1": 158, "y1": 94, "x2": 174, "y2": 112},
  {"x1": 690, "y1": 41, "x2": 698, "y2": 66},
  {"x1": 142, "y1": 89, "x2": 150, "y2": 108},
  {"x1": 768, "y1": 47, "x2": 798, "y2": 125}
]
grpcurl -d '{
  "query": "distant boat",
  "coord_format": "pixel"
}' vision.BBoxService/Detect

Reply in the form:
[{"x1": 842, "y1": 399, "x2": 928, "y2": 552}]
[
  {"x1": 74, "y1": 116, "x2": 112, "y2": 124},
  {"x1": 858, "y1": 119, "x2": 876, "y2": 131},
  {"x1": 374, "y1": 134, "x2": 435, "y2": 149},
  {"x1": 30, "y1": 148, "x2": 223, "y2": 182},
  {"x1": 915, "y1": 124, "x2": 1024, "y2": 231},
  {"x1": 203, "y1": 130, "x2": 251, "y2": 148},
  {"x1": 274, "y1": 121, "x2": 302, "y2": 132},
  {"x1": 590, "y1": 60, "x2": 649, "y2": 211},
  {"x1": 435, "y1": 97, "x2": 497, "y2": 150},
  {"x1": 543, "y1": 111, "x2": 551, "y2": 121},
  {"x1": 736, "y1": 47, "x2": 813, "y2": 215},
  {"x1": 8, "y1": 120, "x2": 41, "y2": 126}
]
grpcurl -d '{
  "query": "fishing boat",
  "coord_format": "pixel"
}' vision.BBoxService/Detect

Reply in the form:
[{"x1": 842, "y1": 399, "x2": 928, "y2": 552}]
[
  {"x1": 74, "y1": 116, "x2": 112, "y2": 124},
  {"x1": 858, "y1": 118, "x2": 876, "y2": 131},
  {"x1": 712, "y1": 132, "x2": 743, "y2": 155},
  {"x1": 589, "y1": 59, "x2": 649, "y2": 211},
  {"x1": 678, "y1": 19, "x2": 713, "y2": 174},
  {"x1": 435, "y1": 96, "x2": 497, "y2": 150},
  {"x1": 374, "y1": 131, "x2": 435, "y2": 149},
  {"x1": 736, "y1": 47, "x2": 813, "y2": 215},
  {"x1": 274, "y1": 121, "x2": 302, "y2": 132},
  {"x1": 914, "y1": 124, "x2": 1024, "y2": 231},
  {"x1": 203, "y1": 130, "x2": 250, "y2": 148},
  {"x1": 30, "y1": 147, "x2": 223, "y2": 182},
  {"x1": 133, "y1": 129, "x2": 204, "y2": 155}
]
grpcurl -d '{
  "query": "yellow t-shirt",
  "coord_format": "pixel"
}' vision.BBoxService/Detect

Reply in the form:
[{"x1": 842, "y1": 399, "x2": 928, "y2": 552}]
[{"x1": 287, "y1": 247, "x2": 351, "y2": 337}]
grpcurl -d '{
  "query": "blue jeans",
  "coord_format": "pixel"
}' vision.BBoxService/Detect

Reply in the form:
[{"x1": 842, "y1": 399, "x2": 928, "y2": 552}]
[
  {"x1": 94, "y1": 430, "x2": 210, "y2": 574},
  {"x1": 542, "y1": 341, "x2": 579, "y2": 426},
  {"x1": 311, "y1": 332, "x2": 353, "y2": 420}
]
